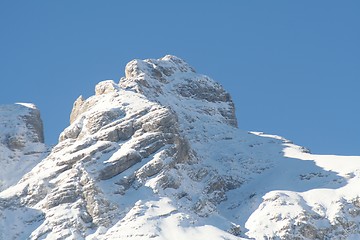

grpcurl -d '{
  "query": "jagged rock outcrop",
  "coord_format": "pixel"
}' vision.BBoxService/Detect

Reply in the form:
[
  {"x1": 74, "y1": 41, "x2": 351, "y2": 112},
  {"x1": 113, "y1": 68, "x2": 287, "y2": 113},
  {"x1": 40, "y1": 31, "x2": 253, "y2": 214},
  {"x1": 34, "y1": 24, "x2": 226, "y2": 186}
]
[
  {"x1": 0, "y1": 103, "x2": 44, "y2": 149},
  {"x1": 1, "y1": 56, "x2": 360, "y2": 240},
  {"x1": 0, "y1": 103, "x2": 47, "y2": 191}
]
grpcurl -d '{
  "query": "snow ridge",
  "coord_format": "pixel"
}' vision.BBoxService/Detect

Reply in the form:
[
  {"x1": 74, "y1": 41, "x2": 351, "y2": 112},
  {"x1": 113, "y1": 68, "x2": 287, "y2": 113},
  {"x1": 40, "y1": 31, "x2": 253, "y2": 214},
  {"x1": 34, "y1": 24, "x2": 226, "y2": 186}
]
[{"x1": 1, "y1": 55, "x2": 360, "y2": 239}]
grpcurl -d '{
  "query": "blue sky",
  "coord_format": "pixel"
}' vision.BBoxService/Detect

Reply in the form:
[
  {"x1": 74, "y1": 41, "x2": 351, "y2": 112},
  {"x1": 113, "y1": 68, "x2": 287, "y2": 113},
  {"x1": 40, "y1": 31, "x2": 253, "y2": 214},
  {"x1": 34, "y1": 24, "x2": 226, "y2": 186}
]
[{"x1": 1, "y1": 1, "x2": 359, "y2": 155}]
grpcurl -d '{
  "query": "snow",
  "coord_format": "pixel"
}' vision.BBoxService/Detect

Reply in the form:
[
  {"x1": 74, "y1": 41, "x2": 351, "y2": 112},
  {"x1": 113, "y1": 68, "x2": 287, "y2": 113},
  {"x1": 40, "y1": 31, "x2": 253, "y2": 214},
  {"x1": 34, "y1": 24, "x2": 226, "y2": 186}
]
[
  {"x1": 240, "y1": 133, "x2": 360, "y2": 239},
  {"x1": 16, "y1": 102, "x2": 37, "y2": 109},
  {"x1": 89, "y1": 197, "x2": 244, "y2": 240},
  {"x1": 0, "y1": 207, "x2": 44, "y2": 240}
]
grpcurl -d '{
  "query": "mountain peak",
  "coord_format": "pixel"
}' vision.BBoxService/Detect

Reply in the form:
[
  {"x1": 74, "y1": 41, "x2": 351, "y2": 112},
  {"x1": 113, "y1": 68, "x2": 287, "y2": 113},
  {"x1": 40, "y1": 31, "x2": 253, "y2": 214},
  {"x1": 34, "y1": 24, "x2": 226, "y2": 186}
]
[
  {"x1": 2, "y1": 56, "x2": 360, "y2": 239},
  {"x1": 121, "y1": 55, "x2": 237, "y2": 127},
  {"x1": 124, "y1": 55, "x2": 196, "y2": 80}
]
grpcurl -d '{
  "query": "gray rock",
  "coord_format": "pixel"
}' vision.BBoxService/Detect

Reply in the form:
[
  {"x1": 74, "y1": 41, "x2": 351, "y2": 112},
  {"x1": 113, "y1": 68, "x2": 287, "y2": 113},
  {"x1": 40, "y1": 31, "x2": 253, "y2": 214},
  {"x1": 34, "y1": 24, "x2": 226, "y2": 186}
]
[
  {"x1": 99, "y1": 150, "x2": 142, "y2": 180},
  {"x1": 95, "y1": 80, "x2": 119, "y2": 96},
  {"x1": 85, "y1": 109, "x2": 124, "y2": 135},
  {"x1": 0, "y1": 104, "x2": 44, "y2": 149},
  {"x1": 22, "y1": 105, "x2": 44, "y2": 143},
  {"x1": 70, "y1": 95, "x2": 85, "y2": 124},
  {"x1": 176, "y1": 77, "x2": 230, "y2": 103}
]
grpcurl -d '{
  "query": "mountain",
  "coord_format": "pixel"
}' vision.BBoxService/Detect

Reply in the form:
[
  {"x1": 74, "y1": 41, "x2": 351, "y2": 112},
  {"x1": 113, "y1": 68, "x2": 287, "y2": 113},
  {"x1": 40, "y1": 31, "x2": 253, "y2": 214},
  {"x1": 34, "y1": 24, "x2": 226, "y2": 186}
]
[{"x1": 1, "y1": 55, "x2": 360, "y2": 240}]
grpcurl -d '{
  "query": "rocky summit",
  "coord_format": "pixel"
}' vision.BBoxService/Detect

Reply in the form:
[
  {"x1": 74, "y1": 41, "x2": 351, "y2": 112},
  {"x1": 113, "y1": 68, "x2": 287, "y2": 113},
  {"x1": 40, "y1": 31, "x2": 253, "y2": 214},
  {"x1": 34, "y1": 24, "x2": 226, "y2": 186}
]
[{"x1": 1, "y1": 55, "x2": 360, "y2": 240}]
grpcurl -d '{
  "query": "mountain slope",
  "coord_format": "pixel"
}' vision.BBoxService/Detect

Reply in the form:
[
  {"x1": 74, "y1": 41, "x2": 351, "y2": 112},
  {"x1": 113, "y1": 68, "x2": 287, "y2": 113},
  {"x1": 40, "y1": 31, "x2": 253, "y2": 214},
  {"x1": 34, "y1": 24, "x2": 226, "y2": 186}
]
[{"x1": 1, "y1": 55, "x2": 360, "y2": 239}]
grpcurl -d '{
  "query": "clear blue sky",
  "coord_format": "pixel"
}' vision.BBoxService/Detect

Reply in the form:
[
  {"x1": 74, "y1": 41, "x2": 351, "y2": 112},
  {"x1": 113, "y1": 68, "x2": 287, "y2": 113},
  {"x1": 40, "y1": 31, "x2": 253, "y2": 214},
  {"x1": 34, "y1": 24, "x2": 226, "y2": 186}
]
[{"x1": 1, "y1": 1, "x2": 359, "y2": 155}]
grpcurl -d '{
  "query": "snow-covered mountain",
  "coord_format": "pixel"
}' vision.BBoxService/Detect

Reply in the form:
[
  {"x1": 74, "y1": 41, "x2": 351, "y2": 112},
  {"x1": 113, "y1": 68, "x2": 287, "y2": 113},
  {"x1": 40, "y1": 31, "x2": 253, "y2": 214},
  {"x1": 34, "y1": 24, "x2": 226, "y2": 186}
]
[{"x1": 1, "y1": 55, "x2": 360, "y2": 239}]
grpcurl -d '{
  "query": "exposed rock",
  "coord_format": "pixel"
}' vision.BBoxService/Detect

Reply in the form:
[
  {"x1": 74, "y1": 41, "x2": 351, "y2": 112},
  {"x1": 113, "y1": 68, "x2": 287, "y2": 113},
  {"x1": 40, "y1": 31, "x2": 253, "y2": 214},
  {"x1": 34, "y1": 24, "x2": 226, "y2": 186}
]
[
  {"x1": 0, "y1": 103, "x2": 44, "y2": 148},
  {"x1": 176, "y1": 77, "x2": 230, "y2": 103},
  {"x1": 99, "y1": 149, "x2": 142, "y2": 180},
  {"x1": 85, "y1": 109, "x2": 124, "y2": 135},
  {"x1": 95, "y1": 80, "x2": 119, "y2": 96},
  {"x1": 0, "y1": 103, "x2": 46, "y2": 191},
  {"x1": 70, "y1": 95, "x2": 85, "y2": 124}
]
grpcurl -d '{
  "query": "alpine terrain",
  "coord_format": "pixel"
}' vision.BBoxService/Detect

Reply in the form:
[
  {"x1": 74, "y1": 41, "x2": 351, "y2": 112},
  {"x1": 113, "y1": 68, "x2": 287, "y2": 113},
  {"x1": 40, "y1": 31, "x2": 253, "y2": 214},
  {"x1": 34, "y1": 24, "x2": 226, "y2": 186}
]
[{"x1": 1, "y1": 55, "x2": 360, "y2": 240}]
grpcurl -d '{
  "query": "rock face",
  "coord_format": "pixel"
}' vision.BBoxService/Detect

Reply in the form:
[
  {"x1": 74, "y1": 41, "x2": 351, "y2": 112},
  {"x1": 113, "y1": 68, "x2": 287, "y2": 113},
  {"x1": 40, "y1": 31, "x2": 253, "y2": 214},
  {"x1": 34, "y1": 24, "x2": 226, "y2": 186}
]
[
  {"x1": 0, "y1": 103, "x2": 47, "y2": 191},
  {"x1": 0, "y1": 103, "x2": 44, "y2": 148},
  {"x1": 1, "y1": 56, "x2": 360, "y2": 240}
]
